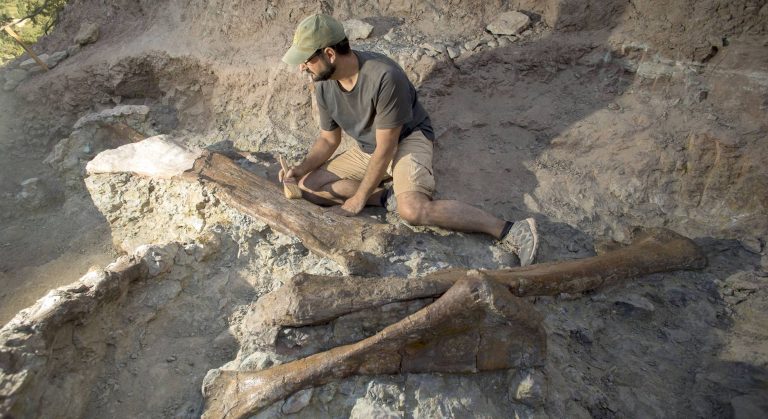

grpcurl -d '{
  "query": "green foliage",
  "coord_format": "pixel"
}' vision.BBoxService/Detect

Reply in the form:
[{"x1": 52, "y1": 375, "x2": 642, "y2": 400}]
[{"x1": 1, "y1": 0, "x2": 68, "y2": 65}]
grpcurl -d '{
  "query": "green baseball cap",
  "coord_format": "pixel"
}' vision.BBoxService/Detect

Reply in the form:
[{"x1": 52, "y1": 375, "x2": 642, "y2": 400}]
[{"x1": 282, "y1": 14, "x2": 346, "y2": 66}]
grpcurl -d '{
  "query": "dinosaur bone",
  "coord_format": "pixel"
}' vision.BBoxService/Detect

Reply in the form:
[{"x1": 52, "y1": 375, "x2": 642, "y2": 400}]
[
  {"x1": 253, "y1": 228, "x2": 706, "y2": 327},
  {"x1": 202, "y1": 274, "x2": 546, "y2": 418},
  {"x1": 185, "y1": 151, "x2": 395, "y2": 274}
]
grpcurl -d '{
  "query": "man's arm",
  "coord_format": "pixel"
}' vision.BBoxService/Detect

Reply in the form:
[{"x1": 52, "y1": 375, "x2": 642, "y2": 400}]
[
  {"x1": 337, "y1": 125, "x2": 401, "y2": 215},
  {"x1": 282, "y1": 128, "x2": 342, "y2": 181}
]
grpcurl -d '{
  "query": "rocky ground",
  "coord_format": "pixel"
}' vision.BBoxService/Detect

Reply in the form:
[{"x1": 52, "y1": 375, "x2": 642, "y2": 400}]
[{"x1": 1, "y1": 0, "x2": 767, "y2": 418}]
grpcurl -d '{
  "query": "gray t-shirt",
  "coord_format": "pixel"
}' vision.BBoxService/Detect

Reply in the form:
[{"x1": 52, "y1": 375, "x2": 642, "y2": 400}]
[{"x1": 315, "y1": 50, "x2": 434, "y2": 154}]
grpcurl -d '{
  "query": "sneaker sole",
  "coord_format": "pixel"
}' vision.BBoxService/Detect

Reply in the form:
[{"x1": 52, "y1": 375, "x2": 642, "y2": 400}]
[{"x1": 521, "y1": 217, "x2": 539, "y2": 266}]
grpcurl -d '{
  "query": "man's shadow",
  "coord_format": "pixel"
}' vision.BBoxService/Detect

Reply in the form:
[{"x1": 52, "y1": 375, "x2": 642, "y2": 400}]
[{"x1": 405, "y1": 5, "x2": 634, "y2": 263}]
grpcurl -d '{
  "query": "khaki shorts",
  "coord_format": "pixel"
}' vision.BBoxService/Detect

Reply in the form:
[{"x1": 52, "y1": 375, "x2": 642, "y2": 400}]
[{"x1": 322, "y1": 130, "x2": 435, "y2": 197}]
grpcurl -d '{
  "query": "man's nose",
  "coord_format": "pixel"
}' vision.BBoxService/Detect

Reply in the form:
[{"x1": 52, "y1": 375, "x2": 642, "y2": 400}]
[{"x1": 298, "y1": 63, "x2": 307, "y2": 72}]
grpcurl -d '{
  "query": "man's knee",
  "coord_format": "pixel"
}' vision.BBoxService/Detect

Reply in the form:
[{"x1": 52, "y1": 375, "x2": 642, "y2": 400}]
[
  {"x1": 397, "y1": 194, "x2": 430, "y2": 225},
  {"x1": 298, "y1": 169, "x2": 334, "y2": 192}
]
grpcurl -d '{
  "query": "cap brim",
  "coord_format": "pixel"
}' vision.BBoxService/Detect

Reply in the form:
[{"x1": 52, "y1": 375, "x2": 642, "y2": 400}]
[{"x1": 282, "y1": 44, "x2": 315, "y2": 66}]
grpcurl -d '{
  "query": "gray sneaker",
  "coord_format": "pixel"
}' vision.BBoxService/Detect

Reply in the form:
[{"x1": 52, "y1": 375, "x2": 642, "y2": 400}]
[{"x1": 500, "y1": 218, "x2": 539, "y2": 266}]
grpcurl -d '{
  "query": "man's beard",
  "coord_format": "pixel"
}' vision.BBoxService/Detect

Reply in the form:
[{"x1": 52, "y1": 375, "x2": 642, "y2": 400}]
[{"x1": 308, "y1": 56, "x2": 335, "y2": 82}]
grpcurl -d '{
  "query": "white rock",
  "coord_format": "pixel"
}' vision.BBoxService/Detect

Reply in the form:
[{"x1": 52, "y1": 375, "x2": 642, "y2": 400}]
[
  {"x1": 486, "y1": 11, "x2": 531, "y2": 35},
  {"x1": 86, "y1": 135, "x2": 202, "y2": 179},
  {"x1": 446, "y1": 46, "x2": 460, "y2": 59},
  {"x1": 74, "y1": 22, "x2": 100, "y2": 45},
  {"x1": 343, "y1": 19, "x2": 374, "y2": 41}
]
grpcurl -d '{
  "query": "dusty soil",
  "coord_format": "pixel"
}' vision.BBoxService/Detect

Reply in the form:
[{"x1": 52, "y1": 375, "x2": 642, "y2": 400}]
[
  {"x1": 0, "y1": 91, "x2": 115, "y2": 325},
  {"x1": 1, "y1": 0, "x2": 767, "y2": 418}
]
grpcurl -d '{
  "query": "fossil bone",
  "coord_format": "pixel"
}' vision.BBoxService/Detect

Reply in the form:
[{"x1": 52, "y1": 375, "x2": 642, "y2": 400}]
[
  {"x1": 253, "y1": 228, "x2": 706, "y2": 327},
  {"x1": 185, "y1": 151, "x2": 395, "y2": 274},
  {"x1": 202, "y1": 274, "x2": 546, "y2": 418}
]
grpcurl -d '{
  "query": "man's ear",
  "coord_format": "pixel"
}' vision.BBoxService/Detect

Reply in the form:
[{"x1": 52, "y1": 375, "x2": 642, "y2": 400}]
[{"x1": 324, "y1": 47, "x2": 336, "y2": 63}]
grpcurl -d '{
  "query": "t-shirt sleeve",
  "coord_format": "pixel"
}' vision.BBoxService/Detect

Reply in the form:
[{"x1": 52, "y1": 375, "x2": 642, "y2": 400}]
[
  {"x1": 315, "y1": 85, "x2": 339, "y2": 132},
  {"x1": 375, "y1": 70, "x2": 412, "y2": 129}
]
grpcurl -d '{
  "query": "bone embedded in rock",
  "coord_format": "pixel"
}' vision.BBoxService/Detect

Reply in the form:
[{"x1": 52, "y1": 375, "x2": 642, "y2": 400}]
[
  {"x1": 186, "y1": 151, "x2": 396, "y2": 274},
  {"x1": 256, "y1": 228, "x2": 706, "y2": 327},
  {"x1": 85, "y1": 135, "x2": 202, "y2": 178},
  {"x1": 201, "y1": 275, "x2": 545, "y2": 418}
]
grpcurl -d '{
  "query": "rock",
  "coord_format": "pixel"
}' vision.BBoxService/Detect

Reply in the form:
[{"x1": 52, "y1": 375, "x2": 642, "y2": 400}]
[
  {"x1": 47, "y1": 51, "x2": 69, "y2": 68},
  {"x1": 281, "y1": 388, "x2": 313, "y2": 414},
  {"x1": 28, "y1": 66, "x2": 46, "y2": 76},
  {"x1": 134, "y1": 243, "x2": 180, "y2": 277},
  {"x1": 239, "y1": 351, "x2": 279, "y2": 371},
  {"x1": 612, "y1": 294, "x2": 655, "y2": 313},
  {"x1": 74, "y1": 22, "x2": 100, "y2": 45},
  {"x1": 3, "y1": 69, "x2": 28, "y2": 90},
  {"x1": 446, "y1": 46, "x2": 460, "y2": 59},
  {"x1": 739, "y1": 237, "x2": 763, "y2": 254},
  {"x1": 86, "y1": 135, "x2": 201, "y2": 178},
  {"x1": 486, "y1": 11, "x2": 530, "y2": 35},
  {"x1": 67, "y1": 44, "x2": 82, "y2": 56},
  {"x1": 14, "y1": 177, "x2": 54, "y2": 211},
  {"x1": 20, "y1": 54, "x2": 49, "y2": 70},
  {"x1": 464, "y1": 39, "x2": 483, "y2": 51},
  {"x1": 349, "y1": 381, "x2": 404, "y2": 418},
  {"x1": 73, "y1": 104, "x2": 151, "y2": 129},
  {"x1": 409, "y1": 375, "x2": 507, "y2": 417},
  {"x1": 349, "y1": 392, "x2": 402, "y2": 418},
  {"x1": 731, "y1": 394, "x2": 768, "y2": 419},
  {"x1": 724, "y1": 272, "x2": 763, "y2": 293},
  {"x1": 343, "y1": 19, "x2": 374, "y2": 40},
  {"x1": 509, "y1": 369, "x2": 547, "y2": 407}
]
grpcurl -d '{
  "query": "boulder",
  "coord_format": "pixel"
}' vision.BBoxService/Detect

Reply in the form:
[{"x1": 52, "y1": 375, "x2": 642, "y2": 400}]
[
  {"x1": 343, "y1": 19, "x2": 374, "y2": 41},
  {"x1": 486, "y1": 11, "x2": 531, "y2": 35},
  {"x1": 74, "y1": 22, "x2": 100, "y2": 45}
]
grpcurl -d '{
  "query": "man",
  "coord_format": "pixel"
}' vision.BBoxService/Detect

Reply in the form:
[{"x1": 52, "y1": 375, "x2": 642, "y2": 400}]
[{"x1": 280, "y1": 14, "x2": 540, "y2": 266}]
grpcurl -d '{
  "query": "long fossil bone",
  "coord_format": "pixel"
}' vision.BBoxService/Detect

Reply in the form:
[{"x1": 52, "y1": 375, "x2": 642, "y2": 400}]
[
  {"x1": 252, "y1": 227, "x2": 706, "y2": 327},
  {"x1": 184, "y1": 151, "x2": 396, "y2": 274},
  {"x1": 202, "y1": 275, "x2": 547, "y2": 418}
]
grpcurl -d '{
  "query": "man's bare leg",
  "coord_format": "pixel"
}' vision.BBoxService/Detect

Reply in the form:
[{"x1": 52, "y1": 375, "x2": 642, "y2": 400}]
[
  {"x1": 299, "y1": 168, "x2": 385, "y2": 206},
  {"x1": 396, "y1": 191, "x2": 506, "y2": 238}
]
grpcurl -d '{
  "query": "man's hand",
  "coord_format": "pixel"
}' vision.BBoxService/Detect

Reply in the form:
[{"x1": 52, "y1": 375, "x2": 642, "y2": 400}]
[
  {"x1": 331, "y1": 194, "x2": 367, "y2": 216},
  {"x1": 279, "y1": 166, "x2": 301, "y2": 185}
]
